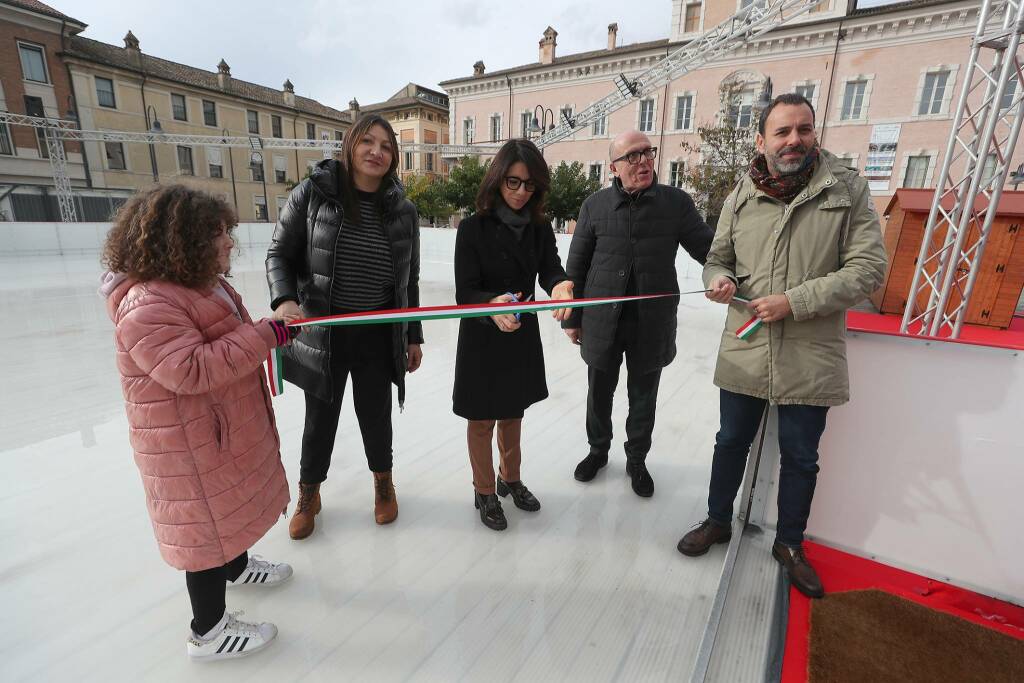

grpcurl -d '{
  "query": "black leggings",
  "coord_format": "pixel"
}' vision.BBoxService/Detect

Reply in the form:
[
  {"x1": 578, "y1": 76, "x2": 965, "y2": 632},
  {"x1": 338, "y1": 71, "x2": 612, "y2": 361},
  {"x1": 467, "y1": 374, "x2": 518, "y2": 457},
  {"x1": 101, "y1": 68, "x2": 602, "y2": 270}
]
[{"x1": 185, "y1": 552, "x2": 247, "y2": 636}]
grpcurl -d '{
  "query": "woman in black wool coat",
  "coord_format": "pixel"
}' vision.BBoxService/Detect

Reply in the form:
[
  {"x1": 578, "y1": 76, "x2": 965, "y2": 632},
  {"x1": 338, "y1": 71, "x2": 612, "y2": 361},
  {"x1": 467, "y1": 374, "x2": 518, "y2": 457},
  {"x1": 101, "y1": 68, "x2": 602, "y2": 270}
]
[{"x1": 453, "y1": 138, "x2": 574, "y2": 531}]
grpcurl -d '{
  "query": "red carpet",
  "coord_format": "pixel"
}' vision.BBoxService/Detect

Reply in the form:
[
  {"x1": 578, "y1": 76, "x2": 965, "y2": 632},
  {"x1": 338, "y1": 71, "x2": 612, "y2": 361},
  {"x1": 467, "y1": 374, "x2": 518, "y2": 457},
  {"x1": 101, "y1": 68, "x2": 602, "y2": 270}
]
[
  {"x1": 845, "y1": 311, "x2": 1024, "y2": 350},
  {"x1": 781, "y1": 542, "x2": 1024, "y2": 682}
]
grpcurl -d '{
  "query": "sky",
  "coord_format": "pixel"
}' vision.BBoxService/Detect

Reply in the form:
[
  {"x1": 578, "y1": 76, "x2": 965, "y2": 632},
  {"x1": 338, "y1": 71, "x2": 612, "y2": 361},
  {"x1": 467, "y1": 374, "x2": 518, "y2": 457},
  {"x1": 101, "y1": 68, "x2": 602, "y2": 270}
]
[{"x1": 59, "y1": 0, "x2": 907, "y2": 113}]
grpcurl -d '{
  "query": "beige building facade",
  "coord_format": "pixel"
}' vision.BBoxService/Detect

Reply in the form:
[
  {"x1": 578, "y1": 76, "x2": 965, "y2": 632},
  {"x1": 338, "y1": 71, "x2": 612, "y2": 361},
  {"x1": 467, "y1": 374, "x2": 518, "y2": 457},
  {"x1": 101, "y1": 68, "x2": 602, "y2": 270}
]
[
  {"x1": 350, "y1": 83, "x2": 451, "y2": 182},
  {"x1": 62, "y1": 31, "x2": 351, "y2": 222},
  {"x1": 440, "y1": 0, "x2": 1002, "y2": 215}
]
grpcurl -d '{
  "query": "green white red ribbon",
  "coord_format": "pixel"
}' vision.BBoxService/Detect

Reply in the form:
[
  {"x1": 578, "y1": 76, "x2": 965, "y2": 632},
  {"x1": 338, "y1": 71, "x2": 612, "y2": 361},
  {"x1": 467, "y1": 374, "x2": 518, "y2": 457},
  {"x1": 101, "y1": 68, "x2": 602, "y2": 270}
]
[
  {"x1": 264, "y1": 290, "x2": 763, "y2": 396},
  {"x1": 731, "y1": 295, "x2": 762, "y2": 340}
]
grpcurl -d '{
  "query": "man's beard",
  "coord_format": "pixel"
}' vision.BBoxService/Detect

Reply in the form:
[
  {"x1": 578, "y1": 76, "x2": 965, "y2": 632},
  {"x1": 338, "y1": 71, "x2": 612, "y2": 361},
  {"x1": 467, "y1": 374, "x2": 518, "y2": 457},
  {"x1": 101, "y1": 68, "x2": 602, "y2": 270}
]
[{"x1": 768, "y1": 145, "x2": 809, "y2": 176}]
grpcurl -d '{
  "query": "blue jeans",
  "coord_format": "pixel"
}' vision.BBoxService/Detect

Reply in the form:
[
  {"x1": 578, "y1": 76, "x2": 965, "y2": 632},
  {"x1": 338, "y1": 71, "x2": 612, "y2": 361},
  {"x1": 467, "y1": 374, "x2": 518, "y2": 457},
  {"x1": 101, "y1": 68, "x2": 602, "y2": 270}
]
[{"x1": 706, "y1": 389, "x2": 828, "y2": 547}]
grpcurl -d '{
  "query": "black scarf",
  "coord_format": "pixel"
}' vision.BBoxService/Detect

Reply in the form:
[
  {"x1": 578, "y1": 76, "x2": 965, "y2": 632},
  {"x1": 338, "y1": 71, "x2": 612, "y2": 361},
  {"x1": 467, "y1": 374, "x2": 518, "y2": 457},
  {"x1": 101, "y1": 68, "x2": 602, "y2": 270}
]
[{"x1": 494, "y1": 199, "x2": 530, "y2": 241}]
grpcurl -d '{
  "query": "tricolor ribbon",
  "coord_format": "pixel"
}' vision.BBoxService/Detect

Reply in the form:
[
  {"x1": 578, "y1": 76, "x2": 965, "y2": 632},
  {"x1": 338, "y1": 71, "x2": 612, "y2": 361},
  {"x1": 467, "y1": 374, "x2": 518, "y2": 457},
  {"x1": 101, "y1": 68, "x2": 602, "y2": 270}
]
[
  {"x1": 264, "y1": 289, "x2": 761, "y2": 396},
  {"x1": 731, "y1": 295, "x2": 762, "y2": 340}
]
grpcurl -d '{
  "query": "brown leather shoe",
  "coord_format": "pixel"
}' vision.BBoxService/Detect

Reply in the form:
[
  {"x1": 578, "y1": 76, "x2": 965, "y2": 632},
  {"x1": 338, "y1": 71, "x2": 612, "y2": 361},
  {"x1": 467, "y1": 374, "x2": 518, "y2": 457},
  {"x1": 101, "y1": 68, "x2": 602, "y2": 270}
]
[
  {"x1": 288, "y1": 482, "x2": 321, "y2": 540},
  {"x1": 677, "y1": 519, "x2": 732, "y2": 557},
  {"x1": 373, "y1": 471, "x2": 398, "y2": 525},
  {"x1": 772, "y1": 542, "x2": 825, "y2": 598}
]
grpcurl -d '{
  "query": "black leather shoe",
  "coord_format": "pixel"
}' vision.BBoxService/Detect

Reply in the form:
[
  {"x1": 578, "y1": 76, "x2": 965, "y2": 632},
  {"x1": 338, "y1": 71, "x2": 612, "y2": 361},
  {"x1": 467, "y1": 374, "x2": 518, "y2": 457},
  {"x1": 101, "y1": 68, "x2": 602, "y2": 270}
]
[
  {"x1": 625, "y1": 461, "x2": 654, "y2": 497},
  {"x1": 574, "y1": 453, "x2": 608, "y2": 482},
  {"x1": 474, "y1": 491, "x2": 507, "y2": 531},
  {"x1": 772, "y1": 542, "x2": 825, "y2": 599},
  {"x1": 677, "y1": 519, "x2": 732, "y2": 556},
  {"x1": 496, "y1": 476, "x2": 541, "y2": 511}
]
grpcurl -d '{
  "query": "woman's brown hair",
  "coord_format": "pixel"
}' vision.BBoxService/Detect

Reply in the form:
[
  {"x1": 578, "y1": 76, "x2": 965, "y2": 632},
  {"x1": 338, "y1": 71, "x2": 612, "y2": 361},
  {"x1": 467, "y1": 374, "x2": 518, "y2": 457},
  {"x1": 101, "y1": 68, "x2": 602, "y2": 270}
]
[
  {"x1": 101, "y1": 184, "x2": 237, "y2": 288},
  {"x1": 475, "y1": 138, "x2": 550, "y2": 223},
  {"x1": 339, "y1": 113, "x2": 400, "y2": 219}
]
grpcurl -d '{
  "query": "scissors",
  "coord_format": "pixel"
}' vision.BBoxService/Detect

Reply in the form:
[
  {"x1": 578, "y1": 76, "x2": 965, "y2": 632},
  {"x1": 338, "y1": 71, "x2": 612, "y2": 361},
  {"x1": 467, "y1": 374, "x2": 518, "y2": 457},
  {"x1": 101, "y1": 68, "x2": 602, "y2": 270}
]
[{"x1": 504, "y1": 292, "x2": 534, "y2": 322}]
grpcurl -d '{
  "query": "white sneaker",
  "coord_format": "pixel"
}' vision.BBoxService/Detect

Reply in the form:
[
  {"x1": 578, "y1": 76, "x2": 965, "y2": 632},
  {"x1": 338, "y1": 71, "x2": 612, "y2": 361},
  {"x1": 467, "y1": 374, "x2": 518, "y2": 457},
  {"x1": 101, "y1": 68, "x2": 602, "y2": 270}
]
[
  {"x1": 227, "y1": 554, "x2": 293, "y2": 588},
  {"x1": 187, "y1": 610, "x2": 277, "y2": 661}
]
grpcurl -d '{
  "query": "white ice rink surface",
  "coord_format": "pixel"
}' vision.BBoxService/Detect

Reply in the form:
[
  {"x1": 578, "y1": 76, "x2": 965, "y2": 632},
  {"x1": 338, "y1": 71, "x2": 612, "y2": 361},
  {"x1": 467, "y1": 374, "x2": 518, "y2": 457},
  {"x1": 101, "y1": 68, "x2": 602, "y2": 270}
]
[{"x1": 0, "y1": 241, "x2": 732, "y2": 682}]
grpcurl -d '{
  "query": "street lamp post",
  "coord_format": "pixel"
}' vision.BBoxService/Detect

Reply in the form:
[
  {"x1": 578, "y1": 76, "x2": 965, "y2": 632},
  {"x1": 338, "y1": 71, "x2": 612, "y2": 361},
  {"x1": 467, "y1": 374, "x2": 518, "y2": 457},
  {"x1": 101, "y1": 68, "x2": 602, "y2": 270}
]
[
  {"x1": 528, "y1": 105, "x2": 555, "y2": 156},
  {"x1": 144, "y1": 104, "x2": 162, "y2": 182},
  {"x1": 250, "y1": 150, "x2": 269, "y2": 222},
  {"x1": 222, "y1": 128, "x2": 239, "y2": 213}
]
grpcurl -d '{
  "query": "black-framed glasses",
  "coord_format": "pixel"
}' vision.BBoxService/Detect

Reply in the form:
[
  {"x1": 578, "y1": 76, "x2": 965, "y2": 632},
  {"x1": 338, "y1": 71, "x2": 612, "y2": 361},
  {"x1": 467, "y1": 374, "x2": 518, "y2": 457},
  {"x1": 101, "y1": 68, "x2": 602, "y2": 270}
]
[
  {"x1": 505, "y1": 176, "x2": 537, "y2": 192},
  {"x1": 612, "y1": 146, "x2": 658, "y2": 165}
]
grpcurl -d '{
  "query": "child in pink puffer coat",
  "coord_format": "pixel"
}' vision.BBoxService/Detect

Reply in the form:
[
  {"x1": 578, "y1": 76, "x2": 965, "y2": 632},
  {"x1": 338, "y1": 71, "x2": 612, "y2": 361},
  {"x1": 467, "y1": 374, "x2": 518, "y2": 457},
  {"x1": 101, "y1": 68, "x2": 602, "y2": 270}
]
[{"x1": 102, "y1": 184, "x2": 297, "y2": 661}]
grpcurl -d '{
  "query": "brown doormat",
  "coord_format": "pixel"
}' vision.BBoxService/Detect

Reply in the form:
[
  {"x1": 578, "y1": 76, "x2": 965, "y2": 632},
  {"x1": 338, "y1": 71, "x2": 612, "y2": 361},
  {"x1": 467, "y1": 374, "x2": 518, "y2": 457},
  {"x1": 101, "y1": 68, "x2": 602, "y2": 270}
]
[{"x1": 808, "y1": 589, "x2": 1024, "y2": 683}]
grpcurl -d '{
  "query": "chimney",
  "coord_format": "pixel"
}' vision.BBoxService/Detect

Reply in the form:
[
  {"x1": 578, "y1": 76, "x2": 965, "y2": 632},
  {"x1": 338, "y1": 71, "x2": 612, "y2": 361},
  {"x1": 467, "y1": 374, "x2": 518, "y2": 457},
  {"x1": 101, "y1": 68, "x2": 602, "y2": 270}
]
[
  {"x1": 539, "y1": 26, "x2": 557, "y2": 65},
  {"x1": 349, "y1": 98, "x2": 360, "y2": 116},
  {"x1": 217, "y1": 59, "x2": 231, "y2": 90},
  {"x1": 123, "y1": 31, "x2": 141, "y2": 67},
  {"x1": 283, "y1": 79, "x2": 295, "y2": 107},
  {"x1": 607, "y1": 23, "x2": 618, "y2": 50},
  {"x1": 473, "y1": 60, "x2": 486, "y2": 77}
]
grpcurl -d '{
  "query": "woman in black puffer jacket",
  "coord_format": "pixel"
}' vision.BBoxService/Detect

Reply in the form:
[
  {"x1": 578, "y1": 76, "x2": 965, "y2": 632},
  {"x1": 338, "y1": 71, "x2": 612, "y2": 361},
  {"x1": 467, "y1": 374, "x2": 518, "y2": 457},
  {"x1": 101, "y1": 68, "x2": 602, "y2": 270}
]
[{"x1": 266, "y1": 114, "x2": 422, "y2": 537}]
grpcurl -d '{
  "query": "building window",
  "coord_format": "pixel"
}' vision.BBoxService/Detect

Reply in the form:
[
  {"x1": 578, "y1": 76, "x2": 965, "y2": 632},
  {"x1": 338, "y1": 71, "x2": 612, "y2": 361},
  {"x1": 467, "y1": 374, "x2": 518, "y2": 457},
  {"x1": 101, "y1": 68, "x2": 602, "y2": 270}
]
[
  {"x1": 105, "y1": 142, "x2": 126, "y2": 170},
  {"x1": 903, "y1": 155, "x2": 929, "y2": 188},
  {"x1": 559, "y1": 106, "x2": 573, "y2": 128},
  {"x1": 0, "y1": 123, "x2": 12, "y2": 156},
  {"x1": 254, "y1": 195, "x2": 268, "y2": 221},
  {"x1": 271, "y1": 115, "x2": 282, "y2": 138},
  {"x1": 918, "y1": 70, "x2": 950, "y2": 116},
  {"x1": 306, "y1": 122, "x2": 316, "y2": 140},
  {"x1": 24, "y1": 96, "x2": 48, "y2": 157},
  {"x1": 250, "y1": 157, "x2": 264, "y2": 181},
  {"x1": 489, "y1": 114, "x2": 500, "y2": 142},
  {"x1": 274, "y1": 154, "x2": 287, "y2": 183},
  {"x1": 246, "y1": 110, "x2": 259, "y2": 135},
  {"x1": 171, "y1": 93, "x2": 187, "y2": 121},
  {"x1": 1002, "y1": 77, "x2": 1018, "y2": 111},
  {"x1": 592, "y1": 113, "x2": 607, "y2": 136},
  {"x1": 203, "y1": 100, "x2": 217, "y2": 127},
  {"x1": 841, "y1": 80, "x2": 867, "y2": 120},
  {"x1": 96, "y1": 77, "x2": 116, "y2": 108},
  {"x1": 177, "y1": 146, "x2": 194, "y2": 175},
  {"x1": 670, "y1": 161, "x2": 685, "y2": 188},
  {"x1": 589, "y1": 163, "x2": 603, "y2": 183},
  {"x1": 425, "y1": 153, "x2": 434, "y2": 172},
  {"x1": 728, "y1": 90, "x2": 754, "y2": 128},
  {"x1": 463, "y1": 118, "x2": 475, "y2": 144},
  {"x1": 404, "y1": 151, "x2": 414, "y2": 170},
  {"x1": 520, "y1": 111, "x2": 532, "y2": 137},
  {"x1": 794, "y1": 84, "x2": 816, "y2": 104},
  {"x1": 18, "y1": 43, "x2": 48, "y2": 83},
  {"x1": 207, "y1": 146, "x2": 224, "y2": 178},
  {"x1": 684, "y1": 2, "x2": 701, "y2": 33},
  {"x1": 335, "y1": 130, "x2": 344, "y2": 141},
  {"x1": 639, "y1": 99, "x2": 655, "y2": 133},
  {"x1": 674, "y1": 95, "x2": 693, "y2": 130}
]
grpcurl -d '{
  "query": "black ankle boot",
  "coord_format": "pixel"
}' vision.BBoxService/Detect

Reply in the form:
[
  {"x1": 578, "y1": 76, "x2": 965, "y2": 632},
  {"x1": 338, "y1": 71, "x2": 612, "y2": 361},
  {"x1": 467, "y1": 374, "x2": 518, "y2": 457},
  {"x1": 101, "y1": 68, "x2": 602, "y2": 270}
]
[
  {"x1": 474, "y1": 491, "x2": 507, "y2": 530},
  {"x1": 574, "y1": 452, "x2": 608, "y2": 482},
  {"x1": 496, "y1": 476, "x2": 541, "y2": 511}
]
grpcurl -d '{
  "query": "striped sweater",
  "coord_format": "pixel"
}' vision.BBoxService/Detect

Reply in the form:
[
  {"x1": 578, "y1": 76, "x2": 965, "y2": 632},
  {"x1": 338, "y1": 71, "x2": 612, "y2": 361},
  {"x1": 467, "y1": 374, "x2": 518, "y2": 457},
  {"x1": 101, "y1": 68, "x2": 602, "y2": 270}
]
[{"x1": 331, "y1": 190, "x2": 395, "y2": 311}]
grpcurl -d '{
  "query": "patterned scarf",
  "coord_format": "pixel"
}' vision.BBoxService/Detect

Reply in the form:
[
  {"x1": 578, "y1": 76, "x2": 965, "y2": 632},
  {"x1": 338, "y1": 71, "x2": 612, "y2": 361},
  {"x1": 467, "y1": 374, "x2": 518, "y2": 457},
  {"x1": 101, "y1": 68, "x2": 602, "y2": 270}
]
[{"x1": 748, "y1": 147, "x2": 819, "y2": 203}]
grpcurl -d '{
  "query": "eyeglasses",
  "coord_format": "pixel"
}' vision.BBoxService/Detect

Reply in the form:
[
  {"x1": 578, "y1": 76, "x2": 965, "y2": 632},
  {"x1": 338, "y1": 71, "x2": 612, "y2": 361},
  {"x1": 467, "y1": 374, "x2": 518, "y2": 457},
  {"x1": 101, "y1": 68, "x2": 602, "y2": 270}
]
[
  {"x1": 612, "y1": 146, "x2": 658, "y2": 165},
  {"x1": 505, "y1": 176, "x2": 537, "y2": 192}
]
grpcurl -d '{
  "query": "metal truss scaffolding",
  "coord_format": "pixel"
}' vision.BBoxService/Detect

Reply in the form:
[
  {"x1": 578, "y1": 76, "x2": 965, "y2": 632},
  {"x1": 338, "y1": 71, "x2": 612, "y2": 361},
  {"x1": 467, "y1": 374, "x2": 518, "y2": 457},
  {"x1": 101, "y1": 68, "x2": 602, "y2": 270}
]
[
  {"x1": 1, "y1": 0, "x2": 823, "y2": 222},
  {"x1": 901, "y1": 0, "x2": 1024, "y2": 338}
]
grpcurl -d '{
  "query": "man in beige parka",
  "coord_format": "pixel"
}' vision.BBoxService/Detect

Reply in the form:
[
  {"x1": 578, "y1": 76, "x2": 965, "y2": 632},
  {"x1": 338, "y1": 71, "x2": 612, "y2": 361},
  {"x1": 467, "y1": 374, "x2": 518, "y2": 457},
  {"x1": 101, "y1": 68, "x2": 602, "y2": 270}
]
[{"x1": 676, "y1": 93, "x2": 887, "y2": 598}]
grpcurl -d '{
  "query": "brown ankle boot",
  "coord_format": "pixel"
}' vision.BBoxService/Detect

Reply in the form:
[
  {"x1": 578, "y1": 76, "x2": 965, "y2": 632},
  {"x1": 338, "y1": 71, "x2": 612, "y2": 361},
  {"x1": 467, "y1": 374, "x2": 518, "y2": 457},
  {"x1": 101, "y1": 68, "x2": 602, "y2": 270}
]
[
  {"x1": 289, "y1": 482, "x2": 321, "y2": 540},
  {"x1": 373, "y1": 471, "x2": 398, "y2": 525}
]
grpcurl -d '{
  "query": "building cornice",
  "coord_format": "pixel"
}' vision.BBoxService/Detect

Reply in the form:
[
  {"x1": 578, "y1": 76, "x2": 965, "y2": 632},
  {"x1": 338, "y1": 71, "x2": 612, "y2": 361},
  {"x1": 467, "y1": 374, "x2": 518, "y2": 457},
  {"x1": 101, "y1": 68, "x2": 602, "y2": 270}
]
[{"x1": 441, "y1": 0, "x2": 978, "y2": 98}]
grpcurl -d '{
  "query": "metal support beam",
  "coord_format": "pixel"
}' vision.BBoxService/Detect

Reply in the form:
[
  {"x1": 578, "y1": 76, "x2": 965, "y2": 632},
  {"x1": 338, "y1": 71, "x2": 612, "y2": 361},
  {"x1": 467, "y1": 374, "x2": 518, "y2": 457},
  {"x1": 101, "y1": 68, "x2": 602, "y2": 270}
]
[{"x1": 901, "y1": 0, "x2": 1024, "y2": 337}]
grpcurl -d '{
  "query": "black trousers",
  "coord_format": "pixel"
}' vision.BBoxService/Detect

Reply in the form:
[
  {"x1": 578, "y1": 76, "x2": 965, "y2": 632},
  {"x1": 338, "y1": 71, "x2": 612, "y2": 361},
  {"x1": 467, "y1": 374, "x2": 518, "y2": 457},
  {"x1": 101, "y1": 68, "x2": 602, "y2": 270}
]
[
  {"x1": 300, "y1": 323, "x2": 394, "y2": 483},
  {"x1": 186, "y1": 551, "x2": 247, "y2": 636},
  {"x1": 585, "y1": 315, "x2": 663, "y2": 464}
]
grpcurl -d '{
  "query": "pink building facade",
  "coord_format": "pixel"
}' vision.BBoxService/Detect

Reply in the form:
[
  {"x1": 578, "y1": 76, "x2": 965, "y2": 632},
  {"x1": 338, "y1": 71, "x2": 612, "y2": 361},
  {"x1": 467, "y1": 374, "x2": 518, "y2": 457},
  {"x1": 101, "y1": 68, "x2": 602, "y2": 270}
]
[{"x1": 439, "y1": 0, "x2": 1000, "y2": 216}]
